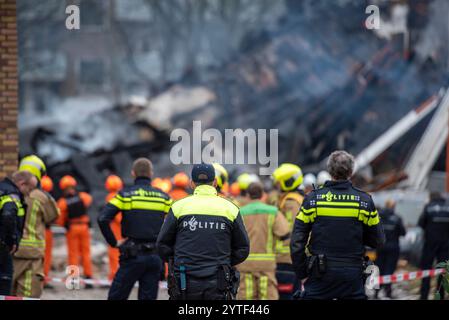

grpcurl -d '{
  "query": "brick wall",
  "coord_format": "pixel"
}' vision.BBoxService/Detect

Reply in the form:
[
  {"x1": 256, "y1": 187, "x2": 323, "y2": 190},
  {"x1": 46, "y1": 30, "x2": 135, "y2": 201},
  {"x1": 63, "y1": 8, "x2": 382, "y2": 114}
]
[{"x1": 0, "y1": 0, "x2": 18, "y2": 178}]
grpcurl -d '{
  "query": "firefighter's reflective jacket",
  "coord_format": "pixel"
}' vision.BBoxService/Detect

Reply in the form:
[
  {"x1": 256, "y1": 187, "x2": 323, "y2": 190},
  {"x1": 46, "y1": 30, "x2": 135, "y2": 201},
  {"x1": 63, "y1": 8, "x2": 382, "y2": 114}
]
[
  {"x1": 237, "y1": 201, "x2": 290, "y2": 272},
  {"x1": 14, "y1": 188, "x2": 59, "y2": 258},
  {"x1": 275, "y1": 191, "x2": 303, "y2": 264}
]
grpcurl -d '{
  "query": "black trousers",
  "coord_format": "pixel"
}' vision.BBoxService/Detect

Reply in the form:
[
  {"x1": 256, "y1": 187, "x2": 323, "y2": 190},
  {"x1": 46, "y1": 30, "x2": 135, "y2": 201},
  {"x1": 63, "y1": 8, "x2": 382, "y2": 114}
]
[
  {"x1": 375, "y1": 247, "x2": 400, "y2": 298},
  {"x1": 0, "y1": 247, "x2": 13, "y2": 296},
  {"x1": 169, "y1": 275, "x2": 228, "y2": 300},
  {"x1": 301, "y1": 267, "x2": 366, "y2": 300},
  {"x1": 108, "y1": 253, "x2": 162, "y2": 300},
  {"x1": 276, "y1": 263, "x2": 298, "y2": 300},
  {"x1": 420, "y1": 241, "x2": 449, "y2": 300}
]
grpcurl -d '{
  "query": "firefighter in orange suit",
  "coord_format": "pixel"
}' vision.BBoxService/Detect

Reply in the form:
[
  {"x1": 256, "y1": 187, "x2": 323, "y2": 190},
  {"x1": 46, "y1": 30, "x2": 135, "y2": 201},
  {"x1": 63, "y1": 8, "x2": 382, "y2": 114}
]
[
  {"x1": 56, "y1": 175, "x2": 93, "y2": 282},
  {"x1": 237, "y1": 182, "x2": 290, "y2": 300},
  {"x1": 105, "y1": 175, "x2": 124, "y2": 281},
  {"x1": 41, "y1": 175, "x2": 55, "y2": 286}
]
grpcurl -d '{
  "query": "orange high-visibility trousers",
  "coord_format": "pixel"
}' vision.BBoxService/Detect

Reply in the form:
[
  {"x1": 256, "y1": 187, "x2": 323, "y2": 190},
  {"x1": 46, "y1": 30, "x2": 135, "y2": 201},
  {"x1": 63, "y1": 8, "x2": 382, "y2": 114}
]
[
  {"x1": 44, "y1": 228, "x2": 53, "y2": 281},
  {"x1": 108, "y1": 215, "x2": 122, "y2": 280},
  {"x1": 108, "y1": 247, "x2": 120, "y2": 281},
  {"x1": 66, "y1": 223, "x2": 93, "y2": 277}
]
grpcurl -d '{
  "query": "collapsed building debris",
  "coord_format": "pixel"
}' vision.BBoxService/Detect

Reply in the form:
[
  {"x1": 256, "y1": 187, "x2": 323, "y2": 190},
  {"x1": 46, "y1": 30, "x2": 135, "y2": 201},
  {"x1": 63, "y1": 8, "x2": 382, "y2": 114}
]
[{"x1": 18, "y1": 0, "x2": 449, "y2": 202}]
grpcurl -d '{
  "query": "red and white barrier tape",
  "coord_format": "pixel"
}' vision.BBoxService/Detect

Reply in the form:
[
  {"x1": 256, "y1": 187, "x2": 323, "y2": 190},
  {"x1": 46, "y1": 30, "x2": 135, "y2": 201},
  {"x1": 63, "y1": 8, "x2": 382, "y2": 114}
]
[
  {"x1": 46, "y1": 269, "x2": 445, "y2": 288},
  {"x1": 376, "y1": 268, "x2": 445, "y2": 285},
  {"x1": 0, "y1": 295, "x2": 40, "y2": 300},
  {"x1": 46, "y1": 277, "x2": 168, "y2": 289}
]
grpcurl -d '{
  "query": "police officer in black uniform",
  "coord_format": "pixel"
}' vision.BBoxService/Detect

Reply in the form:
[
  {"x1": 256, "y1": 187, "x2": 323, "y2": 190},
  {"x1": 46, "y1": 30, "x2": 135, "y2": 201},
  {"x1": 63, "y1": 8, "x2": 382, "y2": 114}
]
[
  {"x1": 98, "y1": 158, "x2": 172, "y2": 300},
  {"x1": 157, "y1": 163, "x2": 250, "y2": 300},
  {"x1": 375, "y1": 199, "x2": 406, "y2": 299},
  {"x1": 0, "y1": 171, "x2": 36, "y2": 295},
  {"x1": 290, "y1": 150, "x2": 385, "y2": 300},
  {"x1": 418, "y1": 192, "x2": 449, "y2": 300}
]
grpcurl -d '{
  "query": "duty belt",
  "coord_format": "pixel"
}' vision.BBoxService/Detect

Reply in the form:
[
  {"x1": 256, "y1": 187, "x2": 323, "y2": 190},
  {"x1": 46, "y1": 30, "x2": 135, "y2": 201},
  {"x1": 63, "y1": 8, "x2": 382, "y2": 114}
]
[
  {"x1": 326, "y1": 256, "x2": 364, "y2": 268},
  {"x1": 127, "y1": 239, "x2": 157, "y2": 253}
]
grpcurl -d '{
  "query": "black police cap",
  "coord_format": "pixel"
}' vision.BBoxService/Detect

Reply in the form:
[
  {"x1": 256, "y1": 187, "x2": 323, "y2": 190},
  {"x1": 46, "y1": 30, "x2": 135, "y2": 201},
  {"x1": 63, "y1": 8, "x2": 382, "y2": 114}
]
[{"x1": 191, "y1": 163, "x2": 215, "y2": 183}]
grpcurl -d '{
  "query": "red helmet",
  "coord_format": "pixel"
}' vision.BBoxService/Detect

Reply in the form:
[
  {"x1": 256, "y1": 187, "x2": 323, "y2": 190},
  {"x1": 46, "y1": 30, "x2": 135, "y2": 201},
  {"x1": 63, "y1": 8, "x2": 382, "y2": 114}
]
[
  {"x1": 59, "y1": 175, "x2": 77, "y2": 190},
  {"x1": 105, "y1": 175, "x2": 123, "y2": 192}
]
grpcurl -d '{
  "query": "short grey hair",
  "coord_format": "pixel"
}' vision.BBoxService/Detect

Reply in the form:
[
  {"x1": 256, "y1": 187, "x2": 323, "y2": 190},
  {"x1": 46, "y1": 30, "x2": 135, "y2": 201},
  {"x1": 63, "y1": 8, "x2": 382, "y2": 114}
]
[{"x1": 327, "y1": 150, "x2": 354, "y2": 180}]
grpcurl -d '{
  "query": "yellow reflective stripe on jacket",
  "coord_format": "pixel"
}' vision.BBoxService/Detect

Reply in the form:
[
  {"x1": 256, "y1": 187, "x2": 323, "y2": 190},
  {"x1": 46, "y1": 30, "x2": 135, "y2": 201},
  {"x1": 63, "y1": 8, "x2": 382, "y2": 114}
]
[
  {"x1": 1, "y1": 195, "x2": 25, "y2": 217},
  {"x1": 110, "y1": 195, "x2": 171, "y2": 213},
  {"x1": 171, "y1": 189, "x2": 239, "y2": 222},
  {"x1": 0, "y1": 195, "x2": 13, "y2": 209},
  {"x1": 275, "y1": 240, "x2": 290, "y2": 254},
  {"x1": 297, "y1": 201, "x2": 379, "y2": 226},
  {"x1": 109, "y1": 197, "x2": 124, "y2": 209},
  {"x1": 246, "y1": 253, "x2": 276, "y2": 261},
  {"x1": 12, "y1": 196, "x2": 25, "y2": 217},
  {"x1": 28, "y1": 200, "x2": 41, "y2": 241},
  {"x1": 316, "y1": 201, "x2": 360, "y2": 207},
  {"x1": 129, "y1": 200, "x2": 170, "y2": 212},
  {"x1": 297, "y1": 206, "x2": 317, "y2": 223},
  {"x1": 19, "y1": 239, "x2": 45, "y2": 247},
  {"x1": 266, "y1": 214, "x2": 274, "y2": 254},
  {"x1": 317, "y1": 207, "x2": 359, "y2": 217},
  {"x1": 359, "y1": 209, "x2": 379, "y2": 226}
]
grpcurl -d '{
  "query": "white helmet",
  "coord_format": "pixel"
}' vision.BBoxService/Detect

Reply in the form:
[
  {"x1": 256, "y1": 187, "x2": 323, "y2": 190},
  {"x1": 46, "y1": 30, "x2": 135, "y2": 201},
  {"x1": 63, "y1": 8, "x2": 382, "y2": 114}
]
[
  {"x1": 317, "y1": 171, "x2": 331, "y2": 186},
  {"x1": 303, "y1": 173, "x2": 317, "y2": 188}
]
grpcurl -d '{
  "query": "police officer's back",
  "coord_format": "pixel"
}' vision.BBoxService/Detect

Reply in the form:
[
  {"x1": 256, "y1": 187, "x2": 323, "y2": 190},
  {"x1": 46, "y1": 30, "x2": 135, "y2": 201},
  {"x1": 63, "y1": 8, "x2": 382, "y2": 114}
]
[
  {"x1": 418, "y1": 192, "x2": 449, "y2": 300},
  {"x1": 290, "y1": 151, "x2": 385, "y2": 300},
  {"x1": 157, "y1": 164, "x2": 250, "y2": 300},
  {"x1": 0, "y1": 171, "x2": 37, "y2": 295},
  {"x1": 98, "y1": 158, "x2": 172, "y2": 300},
  {"x1": 375, "y1": 199, "x2": 405, "y2": 299}
]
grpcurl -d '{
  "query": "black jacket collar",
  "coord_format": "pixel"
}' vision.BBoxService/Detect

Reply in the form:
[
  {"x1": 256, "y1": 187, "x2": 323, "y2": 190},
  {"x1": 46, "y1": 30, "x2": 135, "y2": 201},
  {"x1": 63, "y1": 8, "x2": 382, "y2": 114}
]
[
  {"x1": 323, "y1": 180, "x2": 352, "y2": 189},
  {"x1": 1, "y1": 177, "x2": 24, "y2": 200},
  {"x1": 134, "y1": 177, "x2": 152, "y2": 186}
]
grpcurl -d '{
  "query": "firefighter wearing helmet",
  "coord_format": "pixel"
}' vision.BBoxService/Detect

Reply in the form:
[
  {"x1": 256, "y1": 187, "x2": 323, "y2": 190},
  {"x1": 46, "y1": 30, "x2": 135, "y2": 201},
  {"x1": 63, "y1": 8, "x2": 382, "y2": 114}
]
[
  {"x1": 12, "y1": 155, "x2": 59, "y2": 298},
  {"x1": 212, "y1": 163, "x2": 229, "y2": 195},
  {"x1": 271, "y1": 163, "x2": 304, "y2": 300},
  {"x1": 234, "y1": 173, "x2": 261, "y2": 207}
]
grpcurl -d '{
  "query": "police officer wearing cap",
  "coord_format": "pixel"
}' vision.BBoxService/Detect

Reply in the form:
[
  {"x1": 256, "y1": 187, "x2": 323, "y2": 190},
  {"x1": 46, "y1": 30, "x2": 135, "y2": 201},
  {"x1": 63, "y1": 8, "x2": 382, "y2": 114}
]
[
  {"x1": 98, "y1": 158, "x2": 172, "y2": 300},
  {"x1": 290, "y1": 151, "x2": 385, "y2": 299},
  {"x1": 157, "y1": 163, "x2": 250, "y2": 300}
]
